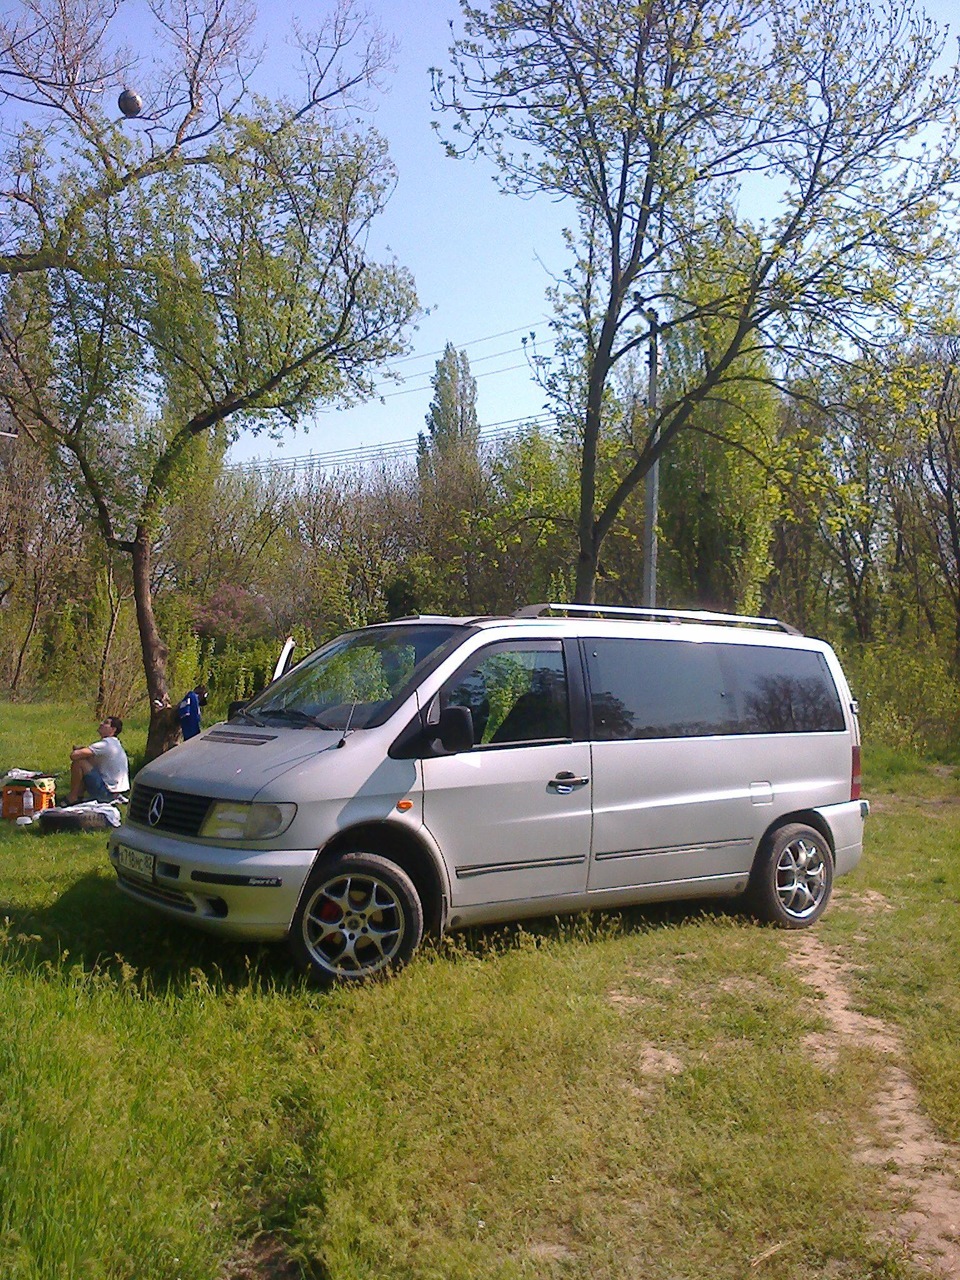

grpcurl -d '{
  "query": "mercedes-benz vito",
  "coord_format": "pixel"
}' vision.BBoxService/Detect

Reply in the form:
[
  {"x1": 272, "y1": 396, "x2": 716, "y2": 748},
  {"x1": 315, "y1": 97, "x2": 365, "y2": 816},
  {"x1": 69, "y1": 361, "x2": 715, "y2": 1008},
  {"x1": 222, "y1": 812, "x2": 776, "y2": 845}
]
[{"x1": 109, "y1": 604, "x2": 868, "y2": 984}]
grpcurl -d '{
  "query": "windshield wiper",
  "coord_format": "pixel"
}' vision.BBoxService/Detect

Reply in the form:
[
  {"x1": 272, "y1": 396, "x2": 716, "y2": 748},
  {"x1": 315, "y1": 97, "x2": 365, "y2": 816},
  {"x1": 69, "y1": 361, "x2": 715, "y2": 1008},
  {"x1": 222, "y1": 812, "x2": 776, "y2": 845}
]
[
  {"x1": 233, "y1": 708, "x2": 266, "y2": 727},
  {"x1": 259, "y1": 707, "x2": 330, "y2": 729}
]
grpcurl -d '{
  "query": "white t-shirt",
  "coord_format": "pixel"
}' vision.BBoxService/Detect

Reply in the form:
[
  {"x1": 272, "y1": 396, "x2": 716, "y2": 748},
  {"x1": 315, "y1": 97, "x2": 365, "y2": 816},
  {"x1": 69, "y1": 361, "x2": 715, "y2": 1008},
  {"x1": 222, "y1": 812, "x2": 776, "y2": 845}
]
[{"x1": 90, "y1": 736, "x2": 130, "y2": 793}]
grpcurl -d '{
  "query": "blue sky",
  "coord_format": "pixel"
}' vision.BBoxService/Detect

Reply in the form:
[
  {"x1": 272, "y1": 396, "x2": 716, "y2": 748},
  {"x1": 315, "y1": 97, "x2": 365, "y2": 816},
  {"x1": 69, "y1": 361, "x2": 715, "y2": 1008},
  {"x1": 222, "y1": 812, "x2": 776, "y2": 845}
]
[{"x1": 228, "y1": 0, "x2": 959, "y2": 472}]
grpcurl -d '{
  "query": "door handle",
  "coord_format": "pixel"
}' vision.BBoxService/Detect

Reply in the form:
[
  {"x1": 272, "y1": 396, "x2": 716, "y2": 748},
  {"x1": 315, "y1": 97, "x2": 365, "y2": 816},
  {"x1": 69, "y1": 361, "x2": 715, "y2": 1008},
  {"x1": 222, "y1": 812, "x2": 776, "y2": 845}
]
[{"x1": 548, "y1": 771, "x2": 590, "y2": 794}]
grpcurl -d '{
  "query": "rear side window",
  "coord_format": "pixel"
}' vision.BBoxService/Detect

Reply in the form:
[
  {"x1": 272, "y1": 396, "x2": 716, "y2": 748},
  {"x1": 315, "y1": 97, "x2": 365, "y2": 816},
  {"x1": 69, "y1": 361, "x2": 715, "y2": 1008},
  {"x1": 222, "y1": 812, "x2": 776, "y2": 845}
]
[
  {"x1": 585, "y1": 638, "x2": 844, "y2": 740},
  {"x1": 586, "y1": 639, "x2": 736, "y2": 740},
  {"x1": 720, "y1": 645, "x2": 844, "y2": 733}
]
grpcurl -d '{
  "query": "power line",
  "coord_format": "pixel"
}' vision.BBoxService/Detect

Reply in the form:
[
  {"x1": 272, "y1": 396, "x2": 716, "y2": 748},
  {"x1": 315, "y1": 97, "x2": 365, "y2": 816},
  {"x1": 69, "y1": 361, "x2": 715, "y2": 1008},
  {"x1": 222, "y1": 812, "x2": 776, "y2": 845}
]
[
  {"x1": 386, "y1": 323, "x2": 545, "y2": 370},
  {"x1": 288, "y1": 322, "x2": 555, "y2": 415},
  {"x1": 226, "y1": 323, "x2": 557, "y2": 474},
  {"x1": 353, "y1": 336, "x2": 554, "y2": 402},
  {"x1": 227, "y1": 413, "x2": 559, "y2": 475},
  {"x1": 378, "y1": 360, "x2": 535, "y2": 400}
]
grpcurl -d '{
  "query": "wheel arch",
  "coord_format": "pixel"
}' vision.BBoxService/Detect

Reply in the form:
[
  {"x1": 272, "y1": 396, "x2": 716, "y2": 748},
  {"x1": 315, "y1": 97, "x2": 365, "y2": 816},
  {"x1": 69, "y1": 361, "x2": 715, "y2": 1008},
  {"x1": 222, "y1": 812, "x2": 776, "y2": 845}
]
[
  {"x1": 312, "y1": 822, "x2": 448, "y2": 937},
  {"x1": 753, "y1": 809, "x2": 836, "y2": 875}
]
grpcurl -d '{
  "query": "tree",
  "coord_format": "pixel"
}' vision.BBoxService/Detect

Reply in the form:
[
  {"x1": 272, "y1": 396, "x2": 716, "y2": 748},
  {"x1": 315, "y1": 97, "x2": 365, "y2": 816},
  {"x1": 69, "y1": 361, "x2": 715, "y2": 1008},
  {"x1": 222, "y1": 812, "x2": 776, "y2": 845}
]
[
  {"x1": 0, "y1": 0, "x2": 392, "y2": 279},
  {"x1": 762, "y1": 348, "x2": 960, "y2": 646},
  {"x1": 416, "y1": 343, "x2": 487, "y2": 609},
  {"x1": 0, "y1": 0, "x2": 418, "y2": 756},
  {"x1": 768, "y1": 371, "x2": 895, "y2": 642},
  {"x1": 888, "y1": 337, "x2": 960, "y2": 664},
  {"x1": 0, "y1": 433, "x2": 87, "y2": 692},
  {"x1": 417, "y1": 342, "x2": 480, "y2": 465},
  {"x1": 435, "y1": 0, "x2": 960, "y2": 602}
]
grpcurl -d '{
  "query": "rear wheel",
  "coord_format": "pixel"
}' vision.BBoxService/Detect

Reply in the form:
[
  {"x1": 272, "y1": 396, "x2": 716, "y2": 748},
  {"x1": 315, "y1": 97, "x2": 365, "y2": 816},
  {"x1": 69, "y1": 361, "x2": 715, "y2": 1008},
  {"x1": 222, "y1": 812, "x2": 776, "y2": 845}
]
[
  {"x1": 290, "y1": 851, "x2": 423, "y2": 985},
  {"x1": 749, "y1": 823, "x2": 833, "y2": 928}
]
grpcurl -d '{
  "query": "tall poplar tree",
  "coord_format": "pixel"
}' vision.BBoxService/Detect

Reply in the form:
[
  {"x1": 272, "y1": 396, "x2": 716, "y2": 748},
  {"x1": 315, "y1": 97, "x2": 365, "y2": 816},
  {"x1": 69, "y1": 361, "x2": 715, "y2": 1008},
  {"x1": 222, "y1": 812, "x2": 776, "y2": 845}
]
[{"x1": 418, "y1": 342, "x2": 480, "y2": 467}]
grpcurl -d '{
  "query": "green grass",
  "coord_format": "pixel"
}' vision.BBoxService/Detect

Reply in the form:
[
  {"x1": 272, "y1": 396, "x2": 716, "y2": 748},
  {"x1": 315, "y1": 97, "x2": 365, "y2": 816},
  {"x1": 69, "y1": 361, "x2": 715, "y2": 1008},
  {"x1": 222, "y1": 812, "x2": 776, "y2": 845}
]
[
  {"x1": 0, "y1": 699, "x2": 151, "y2": 790},
  {"x1": 0, "y1": 702, "x2": 954, "y2": 1279},
  {"x1": 823, "y1": 756, "x2": 960, "y2": 1144}
]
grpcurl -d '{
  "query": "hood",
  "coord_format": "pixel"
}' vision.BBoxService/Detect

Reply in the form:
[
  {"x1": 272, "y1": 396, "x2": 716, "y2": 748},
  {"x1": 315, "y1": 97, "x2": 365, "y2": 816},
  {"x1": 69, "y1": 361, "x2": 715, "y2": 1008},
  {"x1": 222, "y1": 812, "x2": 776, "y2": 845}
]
[{"x1": 134, "y1": 722, "x2": 346, "y2": 800}]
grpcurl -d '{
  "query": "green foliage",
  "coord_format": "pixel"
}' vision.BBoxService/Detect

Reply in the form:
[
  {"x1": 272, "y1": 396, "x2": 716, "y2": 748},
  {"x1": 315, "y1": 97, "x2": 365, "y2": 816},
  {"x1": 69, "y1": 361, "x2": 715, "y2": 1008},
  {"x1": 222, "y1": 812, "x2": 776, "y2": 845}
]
[
  {"x1": 841, "y1": 641, "x2": 960, "y2": 756},
  {"x1": 93, "y1": 598, "x2": 147, "y2": 719},
  {"x1": 37, "y1": 601, "x2": 85, "y2": 698},
  {"x1": 653, "y1": 250, "x2": 781, "y2": 612},
  {"x1": 154, "y1": 595, "x2": 204, "y2": 703},
  {"x1": 419, "y1": 342, "x2": 480, "y2": 464},
  {"x1": 861, "y1": 743, "x2": 928, "y2": 790},
  {"x1": 437, "y1": 0, "x2": 960, "y2": 600},
  {"x1": 204, "y1": 640, "x2": 285, "y2": 718},
  {"x1": 0, "y1": 604, "x2": 27, "y2": 691}
]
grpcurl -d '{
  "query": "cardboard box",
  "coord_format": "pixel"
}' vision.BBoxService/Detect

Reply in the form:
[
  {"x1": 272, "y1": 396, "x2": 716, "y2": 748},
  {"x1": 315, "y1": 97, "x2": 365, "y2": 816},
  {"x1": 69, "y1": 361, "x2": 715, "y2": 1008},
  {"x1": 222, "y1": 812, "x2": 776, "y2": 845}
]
[{"x1": 2, "y1": 780, "x2": 56, "y2": 819}]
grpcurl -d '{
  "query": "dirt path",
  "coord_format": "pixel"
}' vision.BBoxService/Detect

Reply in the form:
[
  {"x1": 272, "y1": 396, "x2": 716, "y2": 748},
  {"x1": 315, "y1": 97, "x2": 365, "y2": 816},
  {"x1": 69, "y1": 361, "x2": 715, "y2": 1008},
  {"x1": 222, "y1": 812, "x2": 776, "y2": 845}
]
[{"x1": 786, "y1": 928, "x2": 960, "y2": 1277}]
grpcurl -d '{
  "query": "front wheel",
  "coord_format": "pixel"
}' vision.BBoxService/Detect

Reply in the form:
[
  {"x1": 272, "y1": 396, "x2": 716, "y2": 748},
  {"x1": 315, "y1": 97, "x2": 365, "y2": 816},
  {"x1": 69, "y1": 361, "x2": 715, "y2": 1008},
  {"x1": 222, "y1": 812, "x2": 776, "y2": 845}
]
[
  {"x1": 290, "y1": 851, "x2": 424, "y2": 986},
  {"x1": 749, "y1": 823, "x2": 834, "y2": 928}
]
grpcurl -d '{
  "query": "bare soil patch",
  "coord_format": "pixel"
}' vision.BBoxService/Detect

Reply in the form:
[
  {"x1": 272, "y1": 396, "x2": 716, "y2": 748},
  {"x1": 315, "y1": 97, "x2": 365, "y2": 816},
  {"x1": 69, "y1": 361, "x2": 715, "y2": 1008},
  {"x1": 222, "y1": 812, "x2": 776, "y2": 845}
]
[
  {"x1": 221, "y1": 1234, "x2": 303, "y2": 1280},
  {"x1": 835, "y1": 889, "x2": 895, "y2": 916},
  {"x1": 786, "y1": 930, "x2": 960, "y2": 1277}
]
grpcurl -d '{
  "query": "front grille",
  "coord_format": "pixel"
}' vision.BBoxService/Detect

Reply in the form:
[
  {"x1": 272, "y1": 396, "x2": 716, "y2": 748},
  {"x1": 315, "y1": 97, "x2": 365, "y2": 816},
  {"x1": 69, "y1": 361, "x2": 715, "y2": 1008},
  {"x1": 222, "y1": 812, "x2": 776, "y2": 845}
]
[{"x1": 128, "y1": 784, "x2": 213, "y2": 836}]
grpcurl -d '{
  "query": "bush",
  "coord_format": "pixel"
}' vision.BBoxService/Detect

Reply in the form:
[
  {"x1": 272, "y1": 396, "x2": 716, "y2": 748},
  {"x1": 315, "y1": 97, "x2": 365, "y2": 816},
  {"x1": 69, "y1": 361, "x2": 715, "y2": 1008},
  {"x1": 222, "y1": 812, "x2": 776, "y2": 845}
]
[
  {"x1": 204, "y1": 639, "x2": 286, "y2": 717},
  {"x1": 841, "y1": 640, "x2": 960, "y2": 757}
]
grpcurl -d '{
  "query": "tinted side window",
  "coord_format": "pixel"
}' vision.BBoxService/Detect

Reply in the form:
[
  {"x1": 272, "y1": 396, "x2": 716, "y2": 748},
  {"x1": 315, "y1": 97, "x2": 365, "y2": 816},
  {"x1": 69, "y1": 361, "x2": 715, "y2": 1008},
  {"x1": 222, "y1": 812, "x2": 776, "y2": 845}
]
[
  {"x1": 586, "y1": 639, "x2": 736, "y2": 740},
  {"x1": 442, "y1": 642, "x2": 570, "y2": 746},
  {"x1": 722, "y1": 645, "x2": 844, "y2": 733}
]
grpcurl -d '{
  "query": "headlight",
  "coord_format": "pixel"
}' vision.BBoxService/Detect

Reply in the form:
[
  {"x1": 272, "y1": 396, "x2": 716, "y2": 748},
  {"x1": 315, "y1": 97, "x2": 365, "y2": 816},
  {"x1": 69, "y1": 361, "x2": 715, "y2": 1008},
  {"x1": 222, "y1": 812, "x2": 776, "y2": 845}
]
[{"x1": 199, "y1": 802, "x2": 297, "y2": 841}]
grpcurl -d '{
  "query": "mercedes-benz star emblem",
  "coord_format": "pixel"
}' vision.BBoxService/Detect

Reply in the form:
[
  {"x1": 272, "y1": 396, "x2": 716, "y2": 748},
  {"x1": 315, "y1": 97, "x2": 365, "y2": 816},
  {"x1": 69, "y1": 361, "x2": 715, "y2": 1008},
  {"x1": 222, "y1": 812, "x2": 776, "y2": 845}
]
[{"x1": 147, "y1": 793, "x2": 165, "y2": 826}]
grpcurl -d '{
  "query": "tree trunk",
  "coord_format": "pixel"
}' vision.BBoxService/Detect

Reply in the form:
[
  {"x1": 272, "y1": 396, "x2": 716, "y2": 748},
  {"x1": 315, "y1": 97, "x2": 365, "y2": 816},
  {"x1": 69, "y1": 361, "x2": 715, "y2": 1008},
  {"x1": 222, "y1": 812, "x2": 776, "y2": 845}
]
[
  {"x1": 96, "y1": 563, "x2": 122, "y2": 716},
  {"x1": 575, "y1": 397, "x2": 602, "y2": 604},
  {"x1": 573, "y1": 543, "x2": 598, "y2": 604},
  {"x1": 574, "y1": 299, "x2": 624, "y2": 606},
  {"x1": 11, "y1": 580, "x2": 43, "y2": 694},
  {"x1": 131, "y1": 527, "x2": 181, "y2": 761}
]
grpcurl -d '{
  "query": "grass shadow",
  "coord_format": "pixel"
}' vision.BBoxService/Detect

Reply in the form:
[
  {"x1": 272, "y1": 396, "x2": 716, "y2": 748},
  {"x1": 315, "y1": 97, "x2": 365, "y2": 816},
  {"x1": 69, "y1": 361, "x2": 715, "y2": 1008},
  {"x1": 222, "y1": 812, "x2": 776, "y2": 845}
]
[
  {"x1": 432, "y1": 894, "x2": 750, "y2": 965},
  {"x1": 2, "y1": 818, "x2": 754, "y2": 995},
  {"x1": 0, "y1": 865, "x2": 302, "y2": 993}
]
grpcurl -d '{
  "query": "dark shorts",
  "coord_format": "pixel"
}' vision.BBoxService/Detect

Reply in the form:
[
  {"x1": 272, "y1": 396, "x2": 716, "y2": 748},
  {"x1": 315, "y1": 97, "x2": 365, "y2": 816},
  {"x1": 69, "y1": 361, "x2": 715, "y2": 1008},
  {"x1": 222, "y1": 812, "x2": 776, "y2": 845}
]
[{"x1": 83, "y1": 767, "x2": 116, "y2": 802}]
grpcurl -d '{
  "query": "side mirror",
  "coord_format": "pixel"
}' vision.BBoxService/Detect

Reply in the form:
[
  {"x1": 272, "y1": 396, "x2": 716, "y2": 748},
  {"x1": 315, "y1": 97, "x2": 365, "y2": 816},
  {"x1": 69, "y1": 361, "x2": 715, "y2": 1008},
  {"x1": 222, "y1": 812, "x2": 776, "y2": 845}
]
[{"x1": 436, "y1": 705, "x2": 475, "y2": 754}]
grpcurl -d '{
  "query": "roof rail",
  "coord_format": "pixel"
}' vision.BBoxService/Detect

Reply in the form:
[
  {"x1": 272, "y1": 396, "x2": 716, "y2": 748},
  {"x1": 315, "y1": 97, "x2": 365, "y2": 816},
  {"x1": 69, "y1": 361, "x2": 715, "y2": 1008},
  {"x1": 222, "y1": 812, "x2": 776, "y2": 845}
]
[{"x1": 513, "y1": 602, "x2": 800, "y2": 634}]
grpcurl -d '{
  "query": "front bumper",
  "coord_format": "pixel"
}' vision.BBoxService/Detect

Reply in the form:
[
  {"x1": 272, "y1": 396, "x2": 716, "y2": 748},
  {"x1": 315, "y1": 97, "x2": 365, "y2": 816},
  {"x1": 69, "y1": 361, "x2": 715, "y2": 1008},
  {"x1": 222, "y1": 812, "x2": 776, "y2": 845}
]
[{"x1": 108, "y1": 826, "x2": 315, "y2": 940}]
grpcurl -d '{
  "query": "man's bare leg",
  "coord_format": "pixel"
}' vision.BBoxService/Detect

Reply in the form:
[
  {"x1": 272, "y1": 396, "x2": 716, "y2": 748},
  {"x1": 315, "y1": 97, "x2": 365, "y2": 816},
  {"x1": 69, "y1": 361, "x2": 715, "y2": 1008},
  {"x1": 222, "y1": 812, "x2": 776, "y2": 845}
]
[{"x1": 67, "y1": 757, "x2": 93, "y2": 805}]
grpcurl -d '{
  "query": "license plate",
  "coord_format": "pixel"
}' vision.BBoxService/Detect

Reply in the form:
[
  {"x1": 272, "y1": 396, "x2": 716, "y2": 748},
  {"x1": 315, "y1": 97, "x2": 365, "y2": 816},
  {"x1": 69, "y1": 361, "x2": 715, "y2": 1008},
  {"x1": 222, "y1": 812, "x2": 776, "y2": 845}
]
[{"x1": 117, "y1": 845, "x2": 155, "y2": 880}]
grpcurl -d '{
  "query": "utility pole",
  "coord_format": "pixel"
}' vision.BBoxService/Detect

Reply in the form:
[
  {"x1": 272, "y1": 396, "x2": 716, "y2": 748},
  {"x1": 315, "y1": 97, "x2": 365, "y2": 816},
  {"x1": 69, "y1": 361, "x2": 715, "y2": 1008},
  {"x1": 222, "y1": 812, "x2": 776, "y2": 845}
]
[{"x1": 642, "y1": 309, "x2": 660, "y2": 608}]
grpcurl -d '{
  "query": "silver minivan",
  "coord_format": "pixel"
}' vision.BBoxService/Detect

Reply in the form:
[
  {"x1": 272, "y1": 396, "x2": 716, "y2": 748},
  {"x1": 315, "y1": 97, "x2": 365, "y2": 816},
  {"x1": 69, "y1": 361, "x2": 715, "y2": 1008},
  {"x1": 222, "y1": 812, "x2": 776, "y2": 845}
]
[{"x1": 109, "y1": 605, "x2": 868, "y2": 984}]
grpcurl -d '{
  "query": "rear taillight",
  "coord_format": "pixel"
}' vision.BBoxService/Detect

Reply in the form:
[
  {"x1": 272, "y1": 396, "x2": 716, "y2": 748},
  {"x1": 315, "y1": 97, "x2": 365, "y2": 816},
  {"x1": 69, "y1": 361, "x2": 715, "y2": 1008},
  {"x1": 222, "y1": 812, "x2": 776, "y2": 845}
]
[{"x1": 851, "y1": 744, "x2": 862, "y2": 800}]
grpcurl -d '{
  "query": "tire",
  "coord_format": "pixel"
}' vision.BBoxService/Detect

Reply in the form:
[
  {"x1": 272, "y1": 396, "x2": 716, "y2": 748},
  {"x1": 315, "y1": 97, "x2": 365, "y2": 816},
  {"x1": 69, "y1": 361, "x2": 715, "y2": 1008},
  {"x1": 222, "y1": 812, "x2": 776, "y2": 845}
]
[
  {"x1": 37, "y1": 808, "x2": 116, "y2": 834},
  {"x1": 749, "y1": 823, "x2": 834, "y2": 928},
  {"x1": 290, "y1": 851, "x2": 424, "y2": 986}
]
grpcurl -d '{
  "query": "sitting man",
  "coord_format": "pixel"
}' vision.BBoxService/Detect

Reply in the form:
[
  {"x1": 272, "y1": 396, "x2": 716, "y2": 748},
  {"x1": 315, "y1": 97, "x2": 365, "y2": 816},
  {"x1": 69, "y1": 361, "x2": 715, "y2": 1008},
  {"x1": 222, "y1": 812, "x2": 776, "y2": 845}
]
[{"x1": 66, "y1": 716, "x2": 130, "y2": 805}]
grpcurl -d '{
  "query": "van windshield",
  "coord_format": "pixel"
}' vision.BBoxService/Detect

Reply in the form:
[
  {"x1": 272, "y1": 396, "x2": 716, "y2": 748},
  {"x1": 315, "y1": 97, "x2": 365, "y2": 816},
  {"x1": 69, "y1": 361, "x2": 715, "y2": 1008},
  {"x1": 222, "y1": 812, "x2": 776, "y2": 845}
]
[{"x1": 238, "y1": 624, "x2": 464, "y2": 730}]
